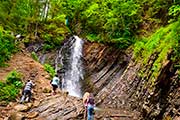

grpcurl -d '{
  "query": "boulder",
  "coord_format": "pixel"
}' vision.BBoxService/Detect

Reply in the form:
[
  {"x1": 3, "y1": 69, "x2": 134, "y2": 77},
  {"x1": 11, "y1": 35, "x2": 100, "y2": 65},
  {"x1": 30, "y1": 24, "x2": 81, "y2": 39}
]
[
  {"x1": 33, "y1": 100, "x2": 41, "y2": 107},
  {"x1": 43, "y1": 88, "x2": 51, "y2": 93},
  {"x1": 27, "y1": 103, "x2": 33, "y2": 108},
  {"x1": 0, "y1": 101, "x2": 8, "y2": 106},
  {"x1": 174, "y1": 116, "x2": 180, "y2": 120},
  {"x1": 26, "y1": 112, "x2": 39, "y2": 119},
  {"x1": 14, "y1": 104, "x2": 30, "y2": 112},
  {"x1": 8, "y1": 112, "x2": 25, "y2": 120}
]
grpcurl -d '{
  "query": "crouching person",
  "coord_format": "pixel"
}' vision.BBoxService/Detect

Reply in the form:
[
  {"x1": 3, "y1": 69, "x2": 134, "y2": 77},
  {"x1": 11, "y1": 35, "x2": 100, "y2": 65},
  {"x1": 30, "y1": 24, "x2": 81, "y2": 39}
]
[
  {"x1": 50, "y1": 74, "x2": 60, "y2": 95},
  {"x1": 20, "y1": 80, "x2": 35, "y2": 103}
]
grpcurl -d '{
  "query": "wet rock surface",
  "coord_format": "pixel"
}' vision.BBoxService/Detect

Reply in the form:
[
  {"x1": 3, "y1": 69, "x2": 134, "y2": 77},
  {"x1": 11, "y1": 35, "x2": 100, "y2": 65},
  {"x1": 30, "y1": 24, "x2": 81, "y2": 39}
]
[
  {"x1": 29, "y1": 93, "x2": 83, "y2": 120},
  {"x1": 7, "y1": 91, "x2": 139, "y2": 120}
]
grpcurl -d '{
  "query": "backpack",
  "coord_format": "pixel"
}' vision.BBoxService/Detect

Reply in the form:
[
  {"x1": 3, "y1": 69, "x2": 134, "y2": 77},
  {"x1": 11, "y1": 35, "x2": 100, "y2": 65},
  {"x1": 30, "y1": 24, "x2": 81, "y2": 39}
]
[{"x1": 88, "y1": 97, "x2": 94, "y2": 105}]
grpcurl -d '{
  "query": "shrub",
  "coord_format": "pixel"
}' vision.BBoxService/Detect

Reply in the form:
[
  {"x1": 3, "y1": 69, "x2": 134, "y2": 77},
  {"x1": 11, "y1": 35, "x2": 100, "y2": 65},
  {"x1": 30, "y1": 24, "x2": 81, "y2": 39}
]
[
  {"x1": 6, "y1": 70, "x2": 23, "y2": 88},
  {"x1": 0, "y1": 26, "x2": 18, "y2": 67},
  {"x1": 0, "y1": 70, "x2": 23, "y2": 102},
  {"x1": 44, "y1": 64, "x2": 55, "y2": 78},
  {"x1": 0, "y1": 84, "x2": 19, "y2": 101},
  {"x1": 43, "y1": 44, "x2": 53, "y2": 51},
  {"x1": 31, "y1": 51, "x2": 39, "y2": 61}
]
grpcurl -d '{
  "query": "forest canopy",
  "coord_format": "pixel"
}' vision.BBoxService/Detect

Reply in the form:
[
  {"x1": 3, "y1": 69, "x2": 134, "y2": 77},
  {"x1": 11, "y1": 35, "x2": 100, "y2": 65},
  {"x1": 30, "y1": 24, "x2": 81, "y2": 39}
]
[{"x1": 0, "y1": 0, "x2": 180, "y2": 65}]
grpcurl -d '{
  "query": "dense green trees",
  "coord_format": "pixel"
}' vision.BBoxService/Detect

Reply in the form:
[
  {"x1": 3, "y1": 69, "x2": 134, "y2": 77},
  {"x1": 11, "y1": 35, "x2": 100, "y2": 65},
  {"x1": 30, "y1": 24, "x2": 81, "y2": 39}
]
[
  {"x1": 0, "y1": 0, "x2": 177, "y2": 43},
  {"x1": 0, "y1": 0, "x2": 179, "y2": 65},
  {"x1": 50, "y1": 0, "x2": 142, "y2": 47}
]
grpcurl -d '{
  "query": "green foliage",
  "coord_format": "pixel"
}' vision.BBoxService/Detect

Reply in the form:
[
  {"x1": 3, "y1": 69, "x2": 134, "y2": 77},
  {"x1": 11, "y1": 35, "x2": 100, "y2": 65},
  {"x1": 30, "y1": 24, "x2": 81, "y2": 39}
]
[
  {"x1": 46, "y1": 0, "x2": 142, "y2": 47},
  {"x1": 0, "y1": 0, "x2": 38, "y2": 33},
  {"x1": 47, "y1": 0, "x2": 176, "y2": 48},
  {"x1": 0, "y1": 84, "x2": 20, "y2": 102},
  {"x1": 40, "y1": 21, "x2": 69, "y2": 50},
  {"x1": 0, "y1": 26, "x2": 18, "y2": 67},
  {"x1": 44, "y1": 64, "x2": 55, "y2": 78},
  {"x1": 43, "y1": 44, "x2": 54, "y2": 51},
  {"x1": 31, "y1": 52, "x2": 38, "y2": 61},
  {"x1": 6, "y1": 70, "x2": 23, "y2": 88},
  {"x1": 0, "y1": 70, "x2": 23, "y2": 102},
  {"x1": 169, "y1": 5, "x2": 180, "y2": 23},
  {"x1": 86, "y1": 34, "x2": 100, "y2": 42},
  {"x1": 0, "y1": 0, "x2": 177, "y2": 50},
  {"x1": 0, "y1": 0, "x2": 68, "y2": 51},
  {"x1": 111, "y1": 37, "x2": 135, "y2": 49}
]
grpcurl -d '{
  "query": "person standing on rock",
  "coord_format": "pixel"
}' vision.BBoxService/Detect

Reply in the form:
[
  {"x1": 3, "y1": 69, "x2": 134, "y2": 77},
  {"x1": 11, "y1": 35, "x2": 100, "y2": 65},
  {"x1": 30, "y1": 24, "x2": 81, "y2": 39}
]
[
  {"x1": 83, "y1": 92, "x2": 90, "y2": 119},
  {"x1": 20, "y1": 80, "x2": 35, "y2": 103},
  {"x1": 87, "y1": 93, "x2": 95, "y2": 120},
  {"x1": 50, "y1": 74, "x2": 60, "y2": 95}
]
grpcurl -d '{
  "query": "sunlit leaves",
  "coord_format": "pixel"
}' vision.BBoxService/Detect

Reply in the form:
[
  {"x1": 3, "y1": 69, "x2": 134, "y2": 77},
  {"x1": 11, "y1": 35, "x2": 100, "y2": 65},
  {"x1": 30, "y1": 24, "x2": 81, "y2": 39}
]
[{"x1": 169, "y1": 5, "x2": 180, "y2": 22}]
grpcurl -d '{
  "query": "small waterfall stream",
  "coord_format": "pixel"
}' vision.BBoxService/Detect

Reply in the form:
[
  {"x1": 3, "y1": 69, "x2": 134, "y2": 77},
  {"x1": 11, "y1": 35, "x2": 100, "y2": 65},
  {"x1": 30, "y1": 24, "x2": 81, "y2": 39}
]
[{"x1": 56, "y1": 36, "x2": 84, "y2": 97}]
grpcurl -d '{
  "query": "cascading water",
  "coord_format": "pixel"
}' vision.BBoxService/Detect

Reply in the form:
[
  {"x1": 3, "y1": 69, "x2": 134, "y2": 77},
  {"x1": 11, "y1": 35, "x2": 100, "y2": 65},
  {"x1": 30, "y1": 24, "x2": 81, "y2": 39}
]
[{"x1": 58, "y1": 36, "x2": 84, "y2": 97}]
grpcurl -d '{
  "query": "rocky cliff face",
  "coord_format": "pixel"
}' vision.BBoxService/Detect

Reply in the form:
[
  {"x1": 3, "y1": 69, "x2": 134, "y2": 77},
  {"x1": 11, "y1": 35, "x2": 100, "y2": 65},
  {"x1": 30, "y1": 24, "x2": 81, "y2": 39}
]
[
  {"x1": 120, "y1": 54, "x2": 180, "y2": 120},
  {"x1": 83, "y1": 42, "x2": 131, "y2": 94},
  {"x1": 81, "y1": 41, "x2": 142, "y2": 119},
  {"x1": 83, "y1": 41, "x2": 180, "y2": 120}
]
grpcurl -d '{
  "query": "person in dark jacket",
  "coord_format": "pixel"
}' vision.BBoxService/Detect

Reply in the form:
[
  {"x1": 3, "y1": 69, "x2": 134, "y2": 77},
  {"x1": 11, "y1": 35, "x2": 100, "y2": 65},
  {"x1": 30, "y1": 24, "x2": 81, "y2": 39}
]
[{"x1": 20, "y1": 80, "x2": 35, "y2": 103}]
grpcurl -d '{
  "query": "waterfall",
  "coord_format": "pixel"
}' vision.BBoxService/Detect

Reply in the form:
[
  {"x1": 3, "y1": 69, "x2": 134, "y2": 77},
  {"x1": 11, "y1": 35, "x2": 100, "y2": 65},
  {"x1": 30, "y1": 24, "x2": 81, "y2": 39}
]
[{"x1": 59, "y1": 36, "x2": 84, "y2": 97}]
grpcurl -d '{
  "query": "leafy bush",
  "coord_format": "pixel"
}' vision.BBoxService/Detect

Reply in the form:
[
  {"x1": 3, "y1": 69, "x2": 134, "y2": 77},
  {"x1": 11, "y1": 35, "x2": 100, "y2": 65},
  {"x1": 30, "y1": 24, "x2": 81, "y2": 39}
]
[
  {"x1": 0, "y1": 26, "x2": 18, "y2": 67},
  {"x1": 40, "y1": 22, "x2": 68, "y2": 50},
  {"x1": 44, "y1": 64, "x2": 55, "y2": 78},
  {"x1": 0, "y1": 70, "x2": 23, "y2": 102},
  {"x1": 86, "y1": 34, "x2": 100, "y2": 42},
  {"x1": 43, "y1": 44, "x2": 54, "y2": 51},
  {"x1": 0, "y1": 84, "x2": 19, "y2": 101},
  {"x1": 31, "y1": 52, "x2": 39, "y2": 61},
  {"x1": 0, "y1": 0, "x2": 176, "y2": 51},
  {"x1": 6, "y1": 70, "x2": 23, "y2": 88},
  {"x1": 169, "y1": 5, "x2": 180, "y2": 23}
]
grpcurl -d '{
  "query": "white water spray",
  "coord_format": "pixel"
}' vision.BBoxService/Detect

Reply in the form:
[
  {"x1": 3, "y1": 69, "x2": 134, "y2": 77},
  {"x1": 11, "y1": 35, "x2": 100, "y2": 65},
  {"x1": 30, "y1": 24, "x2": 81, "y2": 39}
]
[{"x1": 64, "y1": 36, "x2": 84, "y2": 97}]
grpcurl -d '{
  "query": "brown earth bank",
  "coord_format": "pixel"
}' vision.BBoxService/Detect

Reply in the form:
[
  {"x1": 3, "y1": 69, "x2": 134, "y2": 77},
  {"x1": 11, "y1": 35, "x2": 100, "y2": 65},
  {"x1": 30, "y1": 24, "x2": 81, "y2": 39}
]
[{"x1": 0, "y1": 50, "x2": 52, "y2": 119}]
